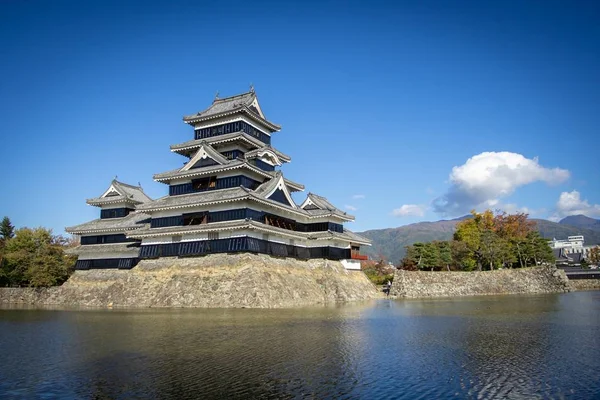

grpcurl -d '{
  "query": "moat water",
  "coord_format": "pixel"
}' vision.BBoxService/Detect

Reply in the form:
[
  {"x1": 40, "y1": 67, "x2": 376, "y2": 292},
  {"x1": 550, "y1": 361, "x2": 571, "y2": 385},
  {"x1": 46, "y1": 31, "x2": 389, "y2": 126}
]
[{"x1": 1, "y1": 291, "x2": 599, "y2": 399}]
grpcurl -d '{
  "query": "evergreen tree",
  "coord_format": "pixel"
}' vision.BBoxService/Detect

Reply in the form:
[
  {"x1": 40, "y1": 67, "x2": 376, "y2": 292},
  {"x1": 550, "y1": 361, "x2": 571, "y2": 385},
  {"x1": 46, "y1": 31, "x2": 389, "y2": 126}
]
[
  {"x1": 436, "y1": 241, "x2": 452, "y2": 270},
  {"x1": 0, "y1": 216, "x2": 15, "y2": 240}
]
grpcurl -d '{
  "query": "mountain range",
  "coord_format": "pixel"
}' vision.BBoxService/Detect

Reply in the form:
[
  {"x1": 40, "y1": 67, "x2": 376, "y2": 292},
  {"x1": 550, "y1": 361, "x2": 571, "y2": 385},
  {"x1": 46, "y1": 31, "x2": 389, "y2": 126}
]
[{"x1": 357, "y1": 214, "x2": 600, "y2": 263}]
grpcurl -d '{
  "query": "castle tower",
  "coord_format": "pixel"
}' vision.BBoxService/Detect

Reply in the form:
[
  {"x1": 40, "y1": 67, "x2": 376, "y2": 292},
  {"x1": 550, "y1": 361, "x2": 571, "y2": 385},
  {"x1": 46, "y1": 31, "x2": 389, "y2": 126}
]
[
  {"x1": 65, "y1": 179, "x2": 152, "y2": 269},
  {"x1": 129, "y1": 90, "x2": 370, "y2": 263}
]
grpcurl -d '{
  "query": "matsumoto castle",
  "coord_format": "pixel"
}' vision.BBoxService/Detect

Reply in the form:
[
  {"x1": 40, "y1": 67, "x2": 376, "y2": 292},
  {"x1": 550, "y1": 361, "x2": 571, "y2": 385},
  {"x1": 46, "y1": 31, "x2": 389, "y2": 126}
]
[{"x1": 66, "y1": 89, "x2": 371, "y2": 270}]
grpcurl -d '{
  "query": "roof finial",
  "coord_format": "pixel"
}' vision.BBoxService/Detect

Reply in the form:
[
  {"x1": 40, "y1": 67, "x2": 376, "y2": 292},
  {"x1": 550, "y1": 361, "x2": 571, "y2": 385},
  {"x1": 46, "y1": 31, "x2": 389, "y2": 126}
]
[
  {"x1": 114, "y1": 175, "x2": 118, "y2": 181},
  {"x1": 215, "y1": 90, "x2": 220, "y2": 99},
  {"x1": 249, "y1": 83, "x2": 255, "y2": 93},
  {"x1": 138, "y1": 181, "x2": 142, "y2": 188}
]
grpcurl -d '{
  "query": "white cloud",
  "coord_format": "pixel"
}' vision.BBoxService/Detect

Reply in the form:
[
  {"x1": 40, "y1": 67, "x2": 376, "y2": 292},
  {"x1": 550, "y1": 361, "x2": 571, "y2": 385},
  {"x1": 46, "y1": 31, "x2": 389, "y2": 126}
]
[
  {"x1": 392, "y1": 204, "x2": 427, "y2": 217},
  {"x1": 549, "y1": 191, "x2": 600, "y2": 220},
  {"x1": 498, "y1": 203, "x2": 531, "y2": 215},
  {"x1": 433, "y1": 152, "x2": 570, "y2": 216},
  {"x1": 345, "y1": 204, "x2": 358, "y2": 211},
  {"x1": 352, "y1": 194, "x2": 366, "y2": 199}
]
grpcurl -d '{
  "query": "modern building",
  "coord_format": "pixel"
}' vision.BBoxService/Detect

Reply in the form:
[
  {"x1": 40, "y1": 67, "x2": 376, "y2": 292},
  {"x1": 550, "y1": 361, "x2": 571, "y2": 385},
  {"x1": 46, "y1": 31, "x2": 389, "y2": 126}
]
[
  {"x1": 66, "y1": 90, "x2": 370, "y2": 270},
  {"x1": 548, "y1": 235, "x2": 584, "y2": 251},
  {"x1": 66, "y1": 180, "x2": 152, "y2": 269},
  {"x1": 549, "y1": 235, "x2": 597, "y2": 265}
]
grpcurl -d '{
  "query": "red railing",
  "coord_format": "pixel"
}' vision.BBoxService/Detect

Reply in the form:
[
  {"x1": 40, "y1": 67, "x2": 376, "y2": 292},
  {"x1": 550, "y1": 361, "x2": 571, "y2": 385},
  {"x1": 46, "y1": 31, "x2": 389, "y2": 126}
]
[{"x1": 351, "y1": 253, "x2": 368, "y2": 261}]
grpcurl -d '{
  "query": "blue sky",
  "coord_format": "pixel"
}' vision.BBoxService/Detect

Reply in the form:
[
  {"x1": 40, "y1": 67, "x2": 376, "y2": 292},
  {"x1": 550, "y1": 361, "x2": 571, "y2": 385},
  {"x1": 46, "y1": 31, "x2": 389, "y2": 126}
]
[{"x1": 1, "y1": 0, "x2": 599, "y2": 234}]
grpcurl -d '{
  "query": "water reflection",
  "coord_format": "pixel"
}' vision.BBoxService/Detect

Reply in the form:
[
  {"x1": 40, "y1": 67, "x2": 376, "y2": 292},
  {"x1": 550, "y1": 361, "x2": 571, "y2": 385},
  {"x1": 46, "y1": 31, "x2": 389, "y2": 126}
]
[{"x1": 1, "y1": 293, "x2": 599, "y2": 399}]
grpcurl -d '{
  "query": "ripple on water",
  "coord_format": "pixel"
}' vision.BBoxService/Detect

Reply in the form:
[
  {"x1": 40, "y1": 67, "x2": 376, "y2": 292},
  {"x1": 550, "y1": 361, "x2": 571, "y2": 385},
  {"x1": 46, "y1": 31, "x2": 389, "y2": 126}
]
[{"x1": 0, "y1": 292, "x2": 599, "y2": 399}]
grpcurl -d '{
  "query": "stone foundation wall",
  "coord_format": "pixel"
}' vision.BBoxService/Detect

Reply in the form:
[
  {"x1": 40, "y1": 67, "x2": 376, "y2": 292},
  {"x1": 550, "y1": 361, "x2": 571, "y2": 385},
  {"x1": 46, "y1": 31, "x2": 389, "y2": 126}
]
[
  {"x1": 390, "y1": 266, "x2": 571, "y2": 298},
  {"x1": 0, "y1": 254, "x2": 378, "y2": 308},
  {"x1": 569, "y1": 279, "x2": 600, "y2": 291}
]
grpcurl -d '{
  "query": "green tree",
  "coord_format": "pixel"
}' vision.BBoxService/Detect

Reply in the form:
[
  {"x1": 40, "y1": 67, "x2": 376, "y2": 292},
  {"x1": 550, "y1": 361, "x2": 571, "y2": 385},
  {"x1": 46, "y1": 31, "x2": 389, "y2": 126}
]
[
  {"x1": 480, "y1": 229, "x2": 511, "y2": 270},
  {"x1": 436, "y1": 241, "x2": 452, "y2": 271},
  {"x1": 450, "y1": 240, "x2": 475, "y2": 270},
  {"x1": 528, "y1": 231, "x2": 555, "y2": 265},
  {"x1": 420, "y1": 242, "x2": 441, "y2": 271},
  {"x1": 3, "y1": 228, "x2": 76, "y2": 287},
  {"x1": 454, "y1": 211, "x2": 485, "y2": 270},
  {"x1": 401, "y1": 242, "x2": 441, "y2": 270},
  {"x1": 0, "y1": 216, "x2": 15, "y2": 240},
  {"x1": 400, "y1": 243, "x2": 423, "y2": 270}
]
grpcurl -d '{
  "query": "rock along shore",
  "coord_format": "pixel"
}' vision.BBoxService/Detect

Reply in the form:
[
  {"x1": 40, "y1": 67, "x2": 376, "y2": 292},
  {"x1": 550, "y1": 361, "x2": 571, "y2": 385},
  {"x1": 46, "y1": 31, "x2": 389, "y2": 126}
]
[
  {"x1": 569, "y1": 279, "x2": 600, "y2": 291},
  {"x1": 390, "y1": 266, "x2": 572, "y2": 298},
  {"x1": 0, "y1": 254, "x2": 379, "y2": 308}
]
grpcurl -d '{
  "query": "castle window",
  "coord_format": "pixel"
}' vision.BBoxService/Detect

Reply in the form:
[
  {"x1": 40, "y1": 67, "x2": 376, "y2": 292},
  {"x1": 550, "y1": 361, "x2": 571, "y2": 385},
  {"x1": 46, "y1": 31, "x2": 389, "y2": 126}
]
[
  {"x1": 183, "y1": 212, "x2": 207, "y2": 225},
  {"x1": 192, "y1": 176, "x2": 217, "y2": 191}
]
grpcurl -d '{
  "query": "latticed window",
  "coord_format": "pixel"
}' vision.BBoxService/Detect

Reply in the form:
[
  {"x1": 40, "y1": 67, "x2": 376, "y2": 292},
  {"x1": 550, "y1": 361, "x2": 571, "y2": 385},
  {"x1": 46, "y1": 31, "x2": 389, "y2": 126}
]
[{"x1": 195, "y1": 121, "x2": 271, "y2": 145}]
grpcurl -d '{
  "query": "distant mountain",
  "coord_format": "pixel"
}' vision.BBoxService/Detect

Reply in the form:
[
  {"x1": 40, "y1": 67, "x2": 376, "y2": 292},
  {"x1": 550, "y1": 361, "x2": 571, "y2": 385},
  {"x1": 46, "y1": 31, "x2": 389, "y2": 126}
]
[
  {"x1": 358, "y1": 218, "x2": 465, "y2": 264},
  {"x1": 534, "y1": 219, "x2": 600, "y2": 243},
  {"x1": 358, "y1": 217, "x2": 600, "y2": 263},
  {"x1": 559, "y1": 215, "x2": 600, "y2": 232}
]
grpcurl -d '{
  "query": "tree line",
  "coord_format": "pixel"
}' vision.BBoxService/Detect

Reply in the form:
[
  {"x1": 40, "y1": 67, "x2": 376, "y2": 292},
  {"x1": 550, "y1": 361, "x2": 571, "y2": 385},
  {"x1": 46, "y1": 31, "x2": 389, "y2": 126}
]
[
  {"x1": 400, "y1": 210, "x2": 555, "y2": 271},
  {"x1": 0, "y1": 217, "x2": 76, "y2": 287}
]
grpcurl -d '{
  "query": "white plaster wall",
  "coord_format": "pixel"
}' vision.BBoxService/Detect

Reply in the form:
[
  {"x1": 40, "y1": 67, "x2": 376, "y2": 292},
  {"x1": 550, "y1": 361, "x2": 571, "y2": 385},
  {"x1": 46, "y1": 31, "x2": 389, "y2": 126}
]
[
  {"x1": 341, "y1": 259, "x2": 362, "y2": 270},
  {"x1": 78, "y1": 252, "x2": 137, "y2": 260}
]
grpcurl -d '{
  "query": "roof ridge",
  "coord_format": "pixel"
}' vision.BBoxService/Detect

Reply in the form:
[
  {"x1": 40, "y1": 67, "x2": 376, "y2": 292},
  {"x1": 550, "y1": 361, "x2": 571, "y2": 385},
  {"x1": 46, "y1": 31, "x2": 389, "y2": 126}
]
[
  {"x1": 213, "y1": 91, "x2": 254, "y2": 104},
  {"x1": 113, "y1": 180, "x2": 143, "y2": 190}
]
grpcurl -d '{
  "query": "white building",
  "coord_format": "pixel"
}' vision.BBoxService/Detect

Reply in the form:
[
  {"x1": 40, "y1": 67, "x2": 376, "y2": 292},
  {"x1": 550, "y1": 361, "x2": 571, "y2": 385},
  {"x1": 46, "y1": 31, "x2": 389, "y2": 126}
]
[{"x1": 548, "y1": 235, "x2": 595, "y2": 259}]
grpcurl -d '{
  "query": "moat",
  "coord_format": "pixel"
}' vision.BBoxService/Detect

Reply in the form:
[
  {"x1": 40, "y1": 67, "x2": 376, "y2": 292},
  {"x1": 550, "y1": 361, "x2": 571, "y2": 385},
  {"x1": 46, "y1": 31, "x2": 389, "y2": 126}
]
[{"x1": 1, "y1": 291, "x2": 599, "y2": 399}]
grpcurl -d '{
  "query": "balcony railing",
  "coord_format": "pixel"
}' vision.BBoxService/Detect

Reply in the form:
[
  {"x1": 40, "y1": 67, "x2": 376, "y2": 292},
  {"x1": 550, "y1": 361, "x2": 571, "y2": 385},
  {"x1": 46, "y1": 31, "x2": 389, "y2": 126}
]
[{"x1": 351, "y1": 253, "x2": 368, "y2": 261}]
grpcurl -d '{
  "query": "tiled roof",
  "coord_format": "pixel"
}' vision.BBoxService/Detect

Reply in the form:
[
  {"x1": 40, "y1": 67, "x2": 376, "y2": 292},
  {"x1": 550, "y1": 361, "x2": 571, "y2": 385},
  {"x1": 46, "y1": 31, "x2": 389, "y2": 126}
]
[
  {"x1": 340, "y1": 229, "x2": 372, "y2": 245},
  {"x1": 170, "y1": 132, "x2": 291, "y2": 162},
  {"x1": 248, "y1": 171, "x2": 303, "y2": 194},
  {"x1": 134, "y1": 184, "x2": 351, "y2": 222},
  {"x1": 553, "y1": 248, "x2": 566, "y2": 261},
  {"x1": 86, "y1": 179, "x2": 152, "y2": 207},
  {"x1": 65, "y1": 212, "x2": 151, "y2": 234},
  {"x1": 569, "y1": 252, "x2": 584, "y2": 263},
  {"x1": 253, "y1": 172, "x2": 283, "y2": 197},
  {"x1": 66, "y1": 243, "x2": 141, "y2": 258},
  {"x1": 302, "y1": 193, "x2": 354, "y2": 220},
  {"x1": 171, "y1": 132, "x2": 264, "y2": 154},
  {"x1": 126, "y1": 218, "x2": 367, "y2": 245},
  {"x1": 188, "y1": 142, "x2": 230, "y2": 166},
  {"x1": 135, "y1": 187, "x2": 250, "y2": 212},
  {"x1": 128, "y1": 220, "x2": 256, "y2": 238},
  {"x1": 153, "y1": 160, "x2": 272, "y2": 182},
  {"x1": 280, "y1": 177, "x2": 304, "y2": 192},
  {"x1": 245, "y1": 146, "x2": 291, "y2": 163},
  {"x1": 182, "y1": 91, "x2": 281, "y2": 131},
  {"x1": 187, "y1": 92, "x2": 255, "y2": 119},
  {"x1": 306, "y1": 229, "x2": 371, "y2": 244}
]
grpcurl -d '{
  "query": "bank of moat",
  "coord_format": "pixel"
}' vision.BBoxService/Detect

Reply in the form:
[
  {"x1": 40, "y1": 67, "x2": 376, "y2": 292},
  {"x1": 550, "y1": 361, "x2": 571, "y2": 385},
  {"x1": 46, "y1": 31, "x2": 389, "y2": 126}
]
[
  {"x1": 65, "y1": 89, "x2": 371, "y2": 273},
  {"x1": 0, "y1": 254, "x2": 379, "y2": 308},
  {"x1": 390, "y1": 266, "x2": 572, "y2": 298}
]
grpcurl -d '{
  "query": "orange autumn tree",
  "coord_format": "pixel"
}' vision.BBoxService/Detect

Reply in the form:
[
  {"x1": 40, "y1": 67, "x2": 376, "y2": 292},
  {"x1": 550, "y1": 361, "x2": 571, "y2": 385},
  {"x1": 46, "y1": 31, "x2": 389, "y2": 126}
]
[
  {"x1": 401, "y1": 210, "x2": 555, "y2": 271},
  {"x1": 453, "y1": 210, "x2": 554, "y2": 270}
]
